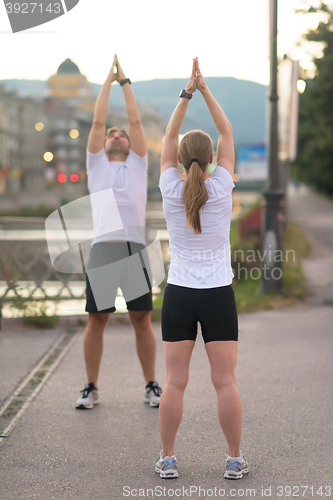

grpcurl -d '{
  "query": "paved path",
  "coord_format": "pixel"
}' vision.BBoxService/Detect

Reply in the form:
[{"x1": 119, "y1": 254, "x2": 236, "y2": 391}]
[
  {"x1": 1, "y1": 307, "x2": 332, "y2": 499},
  {"x1": 0, "y1": 328, "x2": 61, "y2": 408},
  {"x1": 0, "y1": 186, "x2": 332, "y2": 499},
  {"x1": 288, "y1": 184, "x2": 333, "y2": 305}
]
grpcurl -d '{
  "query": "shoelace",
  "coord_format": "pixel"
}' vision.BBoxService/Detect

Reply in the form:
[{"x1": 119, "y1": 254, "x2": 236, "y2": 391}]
[
  {"x1": 226, "y1": 460, "x2": 241, "y2": 468},
  {"x1": 148, "y1": 383, "x2": 161, "y2": 397},
  {"x1": 162, "y1": 459, "x2": 176, "y2": 468},
  {"x1": 80, "y1": 386, "x2": 94, "y2": 398}
]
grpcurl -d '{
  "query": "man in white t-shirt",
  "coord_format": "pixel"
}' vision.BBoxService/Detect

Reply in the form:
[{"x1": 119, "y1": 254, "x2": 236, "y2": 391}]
[{"x1": 76, "y1": 55, "x2": 162, "y2": 409}]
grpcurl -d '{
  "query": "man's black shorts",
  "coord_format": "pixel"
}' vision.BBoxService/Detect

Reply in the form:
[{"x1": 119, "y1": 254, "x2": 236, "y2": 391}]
[
  {"x1": 161, "y1": 283, "x2": 238, "y2": 343},
  {"x1": 85, "y1": 241, "x2": 153, "y2": 314}
]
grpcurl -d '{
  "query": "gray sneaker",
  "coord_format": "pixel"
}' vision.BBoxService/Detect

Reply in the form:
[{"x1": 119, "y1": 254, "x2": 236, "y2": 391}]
[
  {"x1": 155, "y1": 451, "x2": 178, "y2": 478},
  {"x1": 144, "y1": 381, "x2": 162, "y2": 407},
  {"x1": 224, "y1": 453, "x2": 249, "y2": 479},
  {"x1": 76, "y1": 383, "x2": 99, "y2": 409}
]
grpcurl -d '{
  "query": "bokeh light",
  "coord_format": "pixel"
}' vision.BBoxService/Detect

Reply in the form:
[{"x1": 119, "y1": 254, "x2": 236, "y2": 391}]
[
  {"x1": 233, "y1": 173, "x2": 240, "y2": 182},
  {"x1": 35, "y1": 122, "x2": 44, "y2": 131},
  {"x1": 297, "y1": 79, "x2": 306, "y2": 94},
  {"x1": 69, "y1": 129, "x2": 79, "y2": 139},
  {"x1": 58, "y1": 174, "x2": 67, "y2": 183},
  {"x1": 70, "y1": 174, "x2": 79, "y2": 182},
  {"x1": 43, "y1": 152, "x2": 53, "y2": 162},
  {"x1": 306, "y1": 7, "x2": 320, "y2": 31}
]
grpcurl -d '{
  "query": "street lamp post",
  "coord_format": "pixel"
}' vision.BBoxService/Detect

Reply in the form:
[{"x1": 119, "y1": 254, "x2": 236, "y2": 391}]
[{"x1": 262, "y1": 0, "x2": 285, "y2": 292}]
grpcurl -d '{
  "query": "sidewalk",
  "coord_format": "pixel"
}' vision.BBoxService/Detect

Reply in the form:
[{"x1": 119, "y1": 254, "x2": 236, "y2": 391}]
[
  {"x1": 288, "y1": 183, "x2": 333, "y2": 304},
  {"x1": 0, "y1": 186, "x2": 332, "y2": 499}
]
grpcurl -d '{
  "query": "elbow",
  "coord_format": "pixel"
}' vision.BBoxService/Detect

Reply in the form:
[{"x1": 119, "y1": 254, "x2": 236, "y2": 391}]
[
  {"x1": 165, "y1": 127, "x2": 178, "y2": 141},
  {"x1": 92, "y1": 119, "x2": 105, "y2": 128},
  {"x1": 226, "y1": 122, "x2": 233, "y2": 135},
  {"x1": 129, "y1": 118, "x2": 142, "y2": 127},
  {"x1": 220, "y1": 123, "x2": 233, "y2": 137}
]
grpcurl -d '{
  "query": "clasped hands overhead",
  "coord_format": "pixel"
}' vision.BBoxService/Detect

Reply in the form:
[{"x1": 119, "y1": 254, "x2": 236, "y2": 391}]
[
  {"x1": 107, "y1": 55, "x2": 207, "y2": 92},
  {"x1": 107, "y1": 54, "x2": 126, "y2": 84},
  {"x1": 186, "y1": 57, "x2": 207, "y2": 95}
]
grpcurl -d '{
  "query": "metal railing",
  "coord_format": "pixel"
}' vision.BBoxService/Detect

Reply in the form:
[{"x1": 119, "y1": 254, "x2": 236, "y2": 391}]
[
  {"x1": 0, "y1": 239, "x2": 86, "y2": 327},
  {"x1": 0, "y1": 217, "x2": 168, "y2": 328}
]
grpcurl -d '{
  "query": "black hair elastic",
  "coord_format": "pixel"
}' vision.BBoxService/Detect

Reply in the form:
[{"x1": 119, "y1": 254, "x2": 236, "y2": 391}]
[{"x1": 190, "y1": 158, "x2": 199, "y2": 165}]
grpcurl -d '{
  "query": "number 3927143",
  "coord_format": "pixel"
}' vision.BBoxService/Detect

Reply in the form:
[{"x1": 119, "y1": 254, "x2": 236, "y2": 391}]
[{"x1": 5, "y1": 3, "x2": 61, "y2": 14}]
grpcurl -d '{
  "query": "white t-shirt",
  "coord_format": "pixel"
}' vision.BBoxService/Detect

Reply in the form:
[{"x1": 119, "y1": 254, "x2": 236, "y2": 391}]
[
  {"x1": 86, "y1": 148, "x2": 148, "y2": 245},
  {"x1": 159, "y1": 166, "x2": 235, "y2": 288}
]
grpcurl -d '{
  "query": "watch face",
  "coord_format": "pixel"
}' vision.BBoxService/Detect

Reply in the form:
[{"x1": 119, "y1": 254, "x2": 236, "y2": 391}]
[{"x1": 179, "y1": 89, "x2": 192, "y2": 99}]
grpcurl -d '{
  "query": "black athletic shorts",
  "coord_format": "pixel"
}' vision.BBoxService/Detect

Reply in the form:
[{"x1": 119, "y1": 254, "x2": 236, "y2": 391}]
[
  {"x1": 85, "y1": 241, "x2": 153, "y2": 314},
  {"x1": 161, "y1": 284, "x2": 238, "y2": 343}
]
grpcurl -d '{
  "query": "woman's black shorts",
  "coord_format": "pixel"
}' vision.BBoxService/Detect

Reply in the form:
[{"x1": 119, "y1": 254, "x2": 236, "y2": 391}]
[
  {"x1": 85, "y1": 241, "x2": 153, "y2": 314},
  {"x1": 161, "y1": 284, "x2": 238, "y2": 343}
]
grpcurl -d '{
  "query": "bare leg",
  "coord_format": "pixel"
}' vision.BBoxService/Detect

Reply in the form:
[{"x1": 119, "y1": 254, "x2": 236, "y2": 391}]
[
  {"x1": 128, "y1": 310, "x2": 157, "y2": 384},
  {"x1": 205, "y1": 341, "x2": 242, "y2": 457},
  {"x1": 159, "y1": 340, "x2": 195, "y2": 457},
  {"x1": 83, "y1": 312, "x2": 109, "y2": 387}
]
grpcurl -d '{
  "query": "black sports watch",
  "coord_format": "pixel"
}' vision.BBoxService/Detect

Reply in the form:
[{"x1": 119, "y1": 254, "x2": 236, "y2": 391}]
[
  {"x1": 179, "y1": 89, "x2": 193, "y2": 100},
  {"x1": 119, "y1": 78, "x2": 131, "y2": 86}
]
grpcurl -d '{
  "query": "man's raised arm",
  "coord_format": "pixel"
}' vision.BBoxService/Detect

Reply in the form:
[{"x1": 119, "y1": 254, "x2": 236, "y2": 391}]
[
  {"x1": 87, "y1": 56, "x2": 117, "y2": 154},
  {"x1": 115, "y1": 56, "x2": 147, "y2": 158}
]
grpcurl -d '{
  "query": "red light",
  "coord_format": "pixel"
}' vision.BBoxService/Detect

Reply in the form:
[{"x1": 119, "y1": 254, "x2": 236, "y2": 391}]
[
  {"x1": 70, "y1": 174, "x2": 79, "y2": 183},
  {"x1": 58, "y1": 174, "x2": 67, "y2": 183}
]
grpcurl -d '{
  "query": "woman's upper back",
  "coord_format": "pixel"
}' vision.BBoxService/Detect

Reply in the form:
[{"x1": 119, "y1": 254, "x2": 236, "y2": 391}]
[{"x1": 159, "y1": 165, "x2": 235, "y2": 288}]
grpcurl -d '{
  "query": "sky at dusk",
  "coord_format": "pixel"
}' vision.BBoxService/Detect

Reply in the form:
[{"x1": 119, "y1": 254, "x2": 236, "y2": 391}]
[{"x1": 0, "y1": 0, "x2": 330, "y2": 86}]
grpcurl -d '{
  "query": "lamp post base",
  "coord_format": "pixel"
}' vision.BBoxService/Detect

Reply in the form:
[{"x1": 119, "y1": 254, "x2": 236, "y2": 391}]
[{"x1": 262, "y1": 189, "x2": 285, "y2": 292}]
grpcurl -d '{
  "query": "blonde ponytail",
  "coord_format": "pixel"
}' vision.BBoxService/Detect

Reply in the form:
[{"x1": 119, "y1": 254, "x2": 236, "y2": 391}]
[
  {"x1": 179, "y1": 130, "x2": 213, "y2": 235},
  {"x1": 182, "y1": 162, "x2": 208, "y2": 234}
]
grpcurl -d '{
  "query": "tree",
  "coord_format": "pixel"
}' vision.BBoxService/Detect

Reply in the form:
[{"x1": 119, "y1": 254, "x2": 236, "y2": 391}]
[{"x1": 294, "y1": 2, "x2": 333, "y2": 195}]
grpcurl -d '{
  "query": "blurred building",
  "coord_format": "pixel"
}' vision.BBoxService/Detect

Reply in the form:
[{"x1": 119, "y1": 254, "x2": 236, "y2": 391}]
[
  {"x1": 0, "y1": 97, "x2": 9, "y2": 195},
  {"x1": 43, "y1": 98, "x2": 92, "y2": 188},
  {"x1": 48, "y1": 58, "x2": 95, "y2": 112},
  {"x1": 0, "y1": 85, "x2": 46, "y2": 194},
  {"x1": 0, "y1": 59, "x2": 165, "y2": 198},
  {"x1": 45, "y1": 59, "x2": 165, "y2": 195},
  {"x1": 43, "y1": 59, "x2": 94, "y2": 190}
]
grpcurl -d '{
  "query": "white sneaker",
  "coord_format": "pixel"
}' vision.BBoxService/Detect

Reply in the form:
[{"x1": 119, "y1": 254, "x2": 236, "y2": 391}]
[
  {"x1": 144, "y1": 381, "x2": 162, "y2": 407},
  {"x1": 155, "y1": 451, "x2": 178, "y2": 478},
  {"x1": 224, "y1": 452, "x2": 249, "y2": 479},
  {"x1": 76, "y1": 383, "x2": 99, "y2": 409}
]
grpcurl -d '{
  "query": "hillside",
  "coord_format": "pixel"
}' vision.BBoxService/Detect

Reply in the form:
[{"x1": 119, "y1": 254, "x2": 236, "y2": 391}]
[{"x1": 1, "y1": 77, "x2": 266, "y2": 145}]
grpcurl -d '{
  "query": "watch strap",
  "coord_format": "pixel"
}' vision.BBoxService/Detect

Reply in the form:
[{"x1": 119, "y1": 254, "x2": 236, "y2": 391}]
[
  {"x1": 179, "y1": 88, "x2": 193, "y2": 100},
  {"x1": 119, "y1": 78, "x2": 131, "y2": 87}
]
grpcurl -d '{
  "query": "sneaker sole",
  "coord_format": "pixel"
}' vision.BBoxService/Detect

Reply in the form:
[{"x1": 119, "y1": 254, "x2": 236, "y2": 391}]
[
  {"x1": 224, "y1": 468, "x2": 249, "y2": 479},
  {"x1": 155, "y1": 468, "x2": 178, "y2": 479},
  {"x1": 75, "y1": 401, "x2": 99, "y2": 410},
  {"x1": 144, "y1": 399, "x2": 160, "y2": 408}
]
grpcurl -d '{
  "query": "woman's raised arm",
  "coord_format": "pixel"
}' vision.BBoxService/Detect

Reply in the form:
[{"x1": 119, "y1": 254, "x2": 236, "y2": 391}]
[
  {"x1": 160, "y1": 59, "x2": 197, "y2": 175},
  {"x1": 195, "y1": 58, "x2": 235, "y2": 176}
]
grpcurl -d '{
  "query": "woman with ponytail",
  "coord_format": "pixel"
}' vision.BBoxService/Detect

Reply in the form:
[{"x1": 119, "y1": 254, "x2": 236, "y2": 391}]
[{"x1": 155, "y1": 58, "x2": 249, "y2": 480}]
